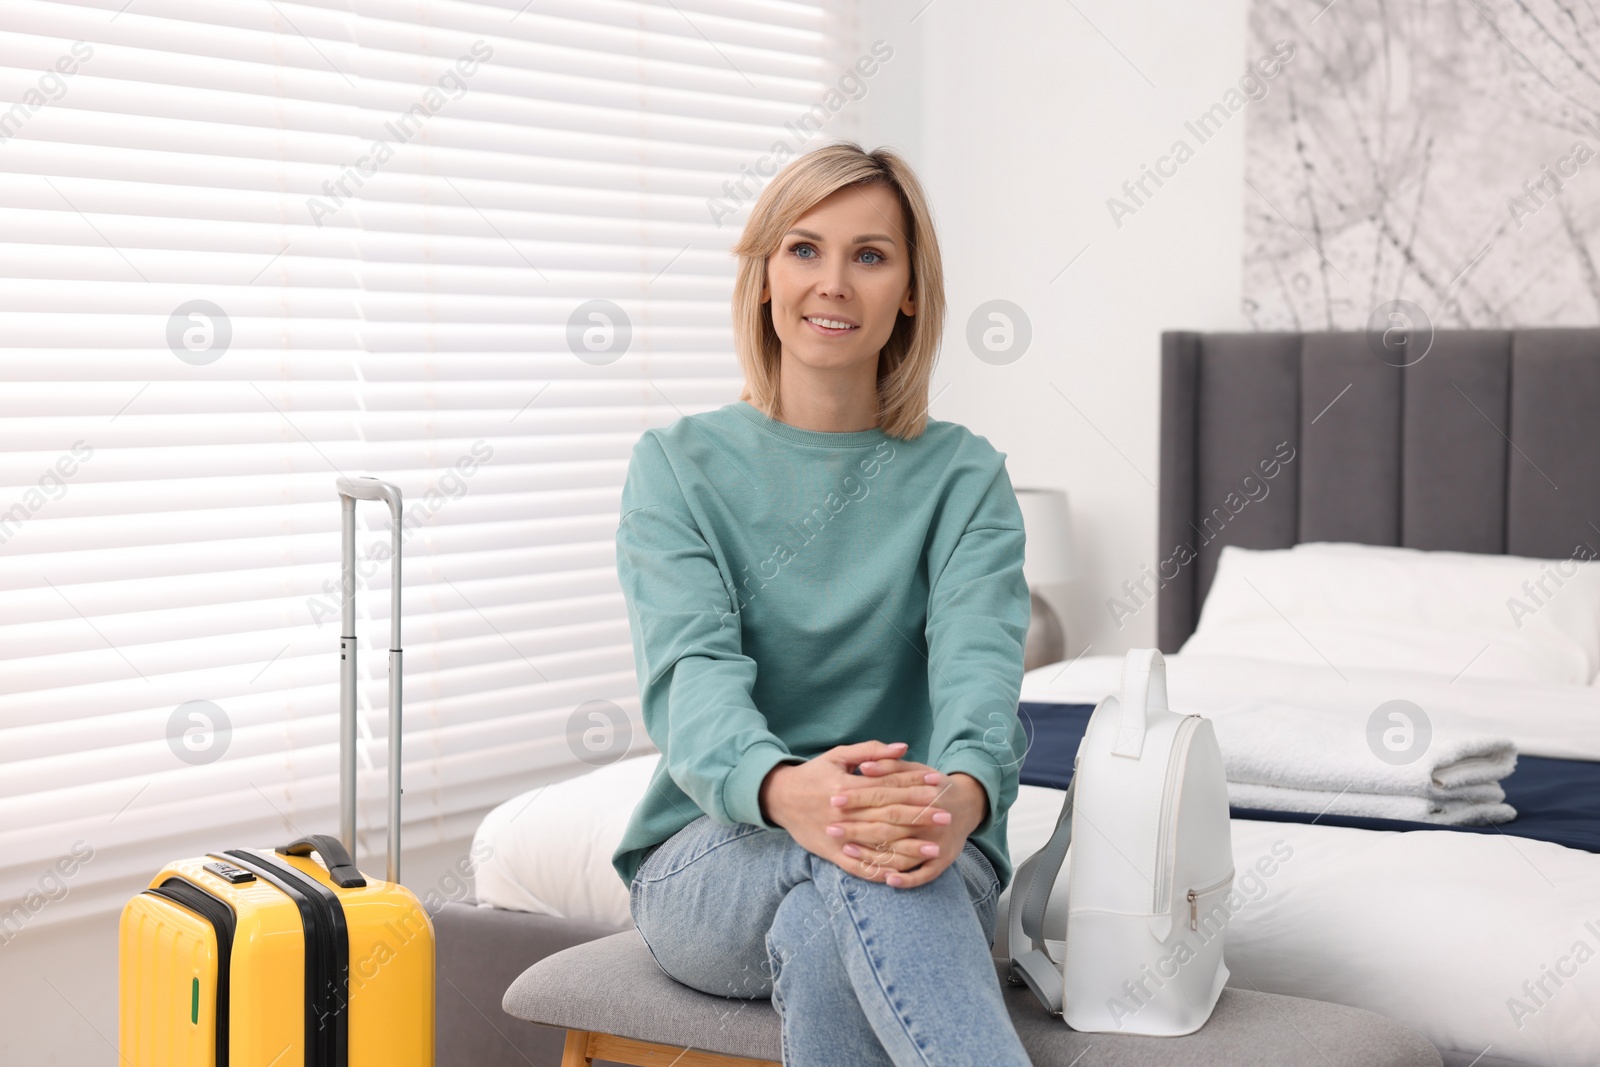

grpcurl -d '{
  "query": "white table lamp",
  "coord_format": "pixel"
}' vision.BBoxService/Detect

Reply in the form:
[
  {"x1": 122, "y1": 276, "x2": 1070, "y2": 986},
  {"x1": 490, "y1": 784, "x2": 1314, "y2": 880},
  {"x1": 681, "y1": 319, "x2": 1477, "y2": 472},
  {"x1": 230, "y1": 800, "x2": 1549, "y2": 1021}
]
[{"x1": 1014, "y1": 488, "x2": 1074, "y2": 670}]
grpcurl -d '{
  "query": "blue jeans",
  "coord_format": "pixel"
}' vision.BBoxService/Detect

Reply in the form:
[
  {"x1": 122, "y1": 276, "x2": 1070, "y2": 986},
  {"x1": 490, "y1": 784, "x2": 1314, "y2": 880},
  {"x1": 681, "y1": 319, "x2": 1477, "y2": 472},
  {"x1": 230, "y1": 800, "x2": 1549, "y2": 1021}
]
[{"x1": 629, "y1": 814, "x2": 1032, "y2": 1066}]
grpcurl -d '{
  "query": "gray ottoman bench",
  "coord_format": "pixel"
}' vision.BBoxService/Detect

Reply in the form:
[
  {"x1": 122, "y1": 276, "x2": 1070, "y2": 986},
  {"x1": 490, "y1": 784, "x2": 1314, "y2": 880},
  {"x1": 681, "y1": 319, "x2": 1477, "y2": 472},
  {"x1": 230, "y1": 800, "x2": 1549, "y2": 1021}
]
[{"x1": 503, "y1": 927, "x2": 1443, "y2": 1066}]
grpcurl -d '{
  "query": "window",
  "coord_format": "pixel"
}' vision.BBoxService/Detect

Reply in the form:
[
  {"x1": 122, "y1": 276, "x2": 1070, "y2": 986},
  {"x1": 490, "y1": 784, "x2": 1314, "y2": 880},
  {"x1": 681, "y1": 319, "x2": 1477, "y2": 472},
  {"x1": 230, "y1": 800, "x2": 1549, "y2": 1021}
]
[{"x1": 0, "y1": 0, "x2": 860, "y2": 931}]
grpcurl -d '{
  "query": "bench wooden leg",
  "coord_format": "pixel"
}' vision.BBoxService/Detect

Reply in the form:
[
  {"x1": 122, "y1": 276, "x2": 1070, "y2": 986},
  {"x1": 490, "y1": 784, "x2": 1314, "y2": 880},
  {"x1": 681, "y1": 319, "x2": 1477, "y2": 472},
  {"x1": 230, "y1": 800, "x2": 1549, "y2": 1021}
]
[
  {"x1": 561, "y1": 1029, "x2": 593, "y2": 1066},
  {"x1": 561, "y1": 1027, "x2": 781, "y2": 1067}
]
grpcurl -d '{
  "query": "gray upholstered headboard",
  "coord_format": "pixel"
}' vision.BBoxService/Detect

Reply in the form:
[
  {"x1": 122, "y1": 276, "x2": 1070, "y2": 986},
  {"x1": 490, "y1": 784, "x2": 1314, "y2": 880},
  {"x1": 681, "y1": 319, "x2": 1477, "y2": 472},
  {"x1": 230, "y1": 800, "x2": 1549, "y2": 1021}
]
[{"x1": 1156, "y1": 329, "x2": 1600, "y2": 654}]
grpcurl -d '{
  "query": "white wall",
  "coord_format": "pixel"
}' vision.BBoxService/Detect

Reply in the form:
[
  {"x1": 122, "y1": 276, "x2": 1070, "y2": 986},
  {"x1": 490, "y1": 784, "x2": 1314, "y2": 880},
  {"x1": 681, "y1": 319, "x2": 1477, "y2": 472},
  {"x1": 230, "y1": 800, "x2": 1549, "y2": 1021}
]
[{"x1": 857, "y1": 0, "x2": 1251, "y2": 658}]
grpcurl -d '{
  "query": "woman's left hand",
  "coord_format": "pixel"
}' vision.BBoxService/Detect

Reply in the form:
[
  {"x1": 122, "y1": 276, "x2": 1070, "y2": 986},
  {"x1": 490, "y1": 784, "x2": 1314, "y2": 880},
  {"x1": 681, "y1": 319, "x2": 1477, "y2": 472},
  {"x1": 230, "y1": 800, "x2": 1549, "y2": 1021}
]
[{"x1": 826, "y1": 757, "x2": 988, "y2": 888}]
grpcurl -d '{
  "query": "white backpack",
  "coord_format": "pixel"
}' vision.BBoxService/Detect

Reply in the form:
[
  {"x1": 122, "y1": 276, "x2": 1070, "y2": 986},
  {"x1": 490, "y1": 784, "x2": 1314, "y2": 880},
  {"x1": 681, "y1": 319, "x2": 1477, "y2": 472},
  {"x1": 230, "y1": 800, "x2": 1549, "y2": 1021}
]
[{"x1": 1007, "y1": 648, "x2": 1235, "y2": 1035}]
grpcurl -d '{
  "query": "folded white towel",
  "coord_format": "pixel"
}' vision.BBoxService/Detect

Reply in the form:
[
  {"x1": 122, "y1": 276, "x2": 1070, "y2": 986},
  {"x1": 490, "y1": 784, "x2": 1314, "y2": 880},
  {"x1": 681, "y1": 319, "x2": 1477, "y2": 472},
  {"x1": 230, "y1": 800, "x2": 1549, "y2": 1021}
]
[
  {"x1": 1208, "y1": 702, "x2": 1518, "y2": 797},
  {"x1": 1228, "y1": 781, "x2": 1517, "y2": 825}
]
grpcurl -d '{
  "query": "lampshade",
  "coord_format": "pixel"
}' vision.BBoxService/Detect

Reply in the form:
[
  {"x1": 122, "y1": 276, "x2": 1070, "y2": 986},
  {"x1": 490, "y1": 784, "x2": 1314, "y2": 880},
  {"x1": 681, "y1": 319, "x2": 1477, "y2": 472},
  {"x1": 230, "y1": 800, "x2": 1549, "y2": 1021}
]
[{"x1": 1014, "y1": 487, "x2": 1074, "y2": 586}]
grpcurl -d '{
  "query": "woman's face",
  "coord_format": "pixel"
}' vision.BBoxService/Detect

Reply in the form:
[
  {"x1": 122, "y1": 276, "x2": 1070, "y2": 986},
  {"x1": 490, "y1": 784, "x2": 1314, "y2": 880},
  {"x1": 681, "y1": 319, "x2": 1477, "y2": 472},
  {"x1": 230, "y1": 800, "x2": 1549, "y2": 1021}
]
[{"x1": 761, "y1": 182, "x2": 916, "y2": 382}]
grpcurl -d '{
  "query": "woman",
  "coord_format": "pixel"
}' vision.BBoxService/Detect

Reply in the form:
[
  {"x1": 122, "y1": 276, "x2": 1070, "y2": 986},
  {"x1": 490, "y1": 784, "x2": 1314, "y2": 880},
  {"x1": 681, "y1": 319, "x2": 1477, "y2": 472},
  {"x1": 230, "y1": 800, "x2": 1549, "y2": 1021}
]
[{"x1": 609, "y1": 142, "x2": 1035, "y2": 1066}]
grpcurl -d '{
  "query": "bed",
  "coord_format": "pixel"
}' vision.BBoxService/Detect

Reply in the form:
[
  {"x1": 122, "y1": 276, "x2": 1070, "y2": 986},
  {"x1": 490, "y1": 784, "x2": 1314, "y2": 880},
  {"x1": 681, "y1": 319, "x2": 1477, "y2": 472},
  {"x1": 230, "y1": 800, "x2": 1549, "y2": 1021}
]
[{"x1": 436, "y1": 328, "x2": 1600, "y2": 1067}]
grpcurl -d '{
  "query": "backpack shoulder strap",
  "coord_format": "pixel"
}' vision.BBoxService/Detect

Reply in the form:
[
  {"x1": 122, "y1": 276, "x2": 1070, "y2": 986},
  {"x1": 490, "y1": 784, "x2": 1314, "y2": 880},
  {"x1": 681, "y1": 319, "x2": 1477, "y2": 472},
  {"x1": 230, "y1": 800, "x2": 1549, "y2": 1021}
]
[{"x1": 1007, "y1": 773, "x2": 1076, "y2": 1016}]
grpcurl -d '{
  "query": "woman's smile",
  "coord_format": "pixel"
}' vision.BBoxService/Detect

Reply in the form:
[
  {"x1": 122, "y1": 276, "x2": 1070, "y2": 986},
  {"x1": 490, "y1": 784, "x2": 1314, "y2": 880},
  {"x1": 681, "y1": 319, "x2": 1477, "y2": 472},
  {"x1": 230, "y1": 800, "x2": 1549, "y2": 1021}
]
[{"x1": 802, "y1": 314, "x2": 861, "y2": 337}]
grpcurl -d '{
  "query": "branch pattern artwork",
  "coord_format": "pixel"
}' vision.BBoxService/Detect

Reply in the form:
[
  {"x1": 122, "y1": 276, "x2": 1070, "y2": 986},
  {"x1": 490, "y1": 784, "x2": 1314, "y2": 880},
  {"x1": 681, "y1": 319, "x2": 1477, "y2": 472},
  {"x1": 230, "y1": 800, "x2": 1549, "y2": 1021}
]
[{"x1": 1244, "y1": 0, "x2": 1600, "y2": 332}]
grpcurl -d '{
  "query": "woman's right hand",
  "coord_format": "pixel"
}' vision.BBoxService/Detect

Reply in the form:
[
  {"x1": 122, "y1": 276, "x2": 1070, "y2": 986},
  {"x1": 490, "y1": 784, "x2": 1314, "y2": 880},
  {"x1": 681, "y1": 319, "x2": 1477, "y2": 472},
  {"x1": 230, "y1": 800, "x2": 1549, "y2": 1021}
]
[{"x1": 759, "y1": 740, "x2": 953, "y2": 883}]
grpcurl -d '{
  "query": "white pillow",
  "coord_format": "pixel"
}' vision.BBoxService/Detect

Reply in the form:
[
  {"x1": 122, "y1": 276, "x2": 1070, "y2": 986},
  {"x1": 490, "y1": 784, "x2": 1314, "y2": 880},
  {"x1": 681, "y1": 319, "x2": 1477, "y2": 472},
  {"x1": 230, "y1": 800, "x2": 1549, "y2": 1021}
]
[
  {"x1": 470, "y1": 753, "x2": 651, "y2": 928},
  {"x1": 1180, "y1": 542, "x2": 1600, "y2": 685}
]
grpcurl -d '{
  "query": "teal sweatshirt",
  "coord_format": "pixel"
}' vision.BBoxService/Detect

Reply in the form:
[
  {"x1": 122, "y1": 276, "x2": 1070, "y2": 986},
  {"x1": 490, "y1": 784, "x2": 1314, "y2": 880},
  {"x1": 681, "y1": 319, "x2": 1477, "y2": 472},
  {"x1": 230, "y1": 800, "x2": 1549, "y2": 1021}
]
[{"x1": 609, "y1": 399, "x2": 1032, "y2": 894}]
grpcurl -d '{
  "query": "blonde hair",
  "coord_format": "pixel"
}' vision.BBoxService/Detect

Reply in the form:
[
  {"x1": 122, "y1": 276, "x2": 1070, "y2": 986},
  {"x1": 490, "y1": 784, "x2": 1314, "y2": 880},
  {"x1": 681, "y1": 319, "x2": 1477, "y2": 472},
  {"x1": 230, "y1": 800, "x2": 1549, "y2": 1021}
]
[{"x1": 730, "y1": 142, "x2": 945, "y2": 440}]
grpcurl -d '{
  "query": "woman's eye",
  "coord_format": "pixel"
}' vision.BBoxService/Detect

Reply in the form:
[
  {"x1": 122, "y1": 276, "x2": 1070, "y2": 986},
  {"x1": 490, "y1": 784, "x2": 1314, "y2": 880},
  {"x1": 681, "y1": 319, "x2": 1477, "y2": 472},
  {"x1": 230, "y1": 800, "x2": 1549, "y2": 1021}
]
[{"x1": 788, "y1": 243, "x2": 885, "y2": 265}]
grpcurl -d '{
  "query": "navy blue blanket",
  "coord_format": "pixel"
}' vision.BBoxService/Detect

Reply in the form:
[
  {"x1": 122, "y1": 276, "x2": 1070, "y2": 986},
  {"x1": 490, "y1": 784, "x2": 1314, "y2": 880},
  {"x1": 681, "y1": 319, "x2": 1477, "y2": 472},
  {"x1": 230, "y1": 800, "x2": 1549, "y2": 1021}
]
[{"x1": 1015, "y1": 702, "x2": 1600, "y2": 855}]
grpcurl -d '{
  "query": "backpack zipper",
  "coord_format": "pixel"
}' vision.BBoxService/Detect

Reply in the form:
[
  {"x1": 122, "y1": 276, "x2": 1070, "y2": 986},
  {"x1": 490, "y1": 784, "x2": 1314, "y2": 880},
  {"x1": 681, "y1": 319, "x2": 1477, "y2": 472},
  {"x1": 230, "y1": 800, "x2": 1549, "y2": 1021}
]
[
  {"x1": 1151, "y1": 714, "x2": 1202, "y2": 914},
  {"x1": 1187, "y1": 868, "x2": 1236, "y2": 930}
]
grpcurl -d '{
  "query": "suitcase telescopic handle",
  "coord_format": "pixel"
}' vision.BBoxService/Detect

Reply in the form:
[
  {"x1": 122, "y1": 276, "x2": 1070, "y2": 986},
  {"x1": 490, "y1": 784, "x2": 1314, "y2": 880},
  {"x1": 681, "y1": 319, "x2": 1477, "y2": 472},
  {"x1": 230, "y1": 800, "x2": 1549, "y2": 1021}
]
[{"x1": 336, "y1": 475, "x2": 404, "y2": 885}]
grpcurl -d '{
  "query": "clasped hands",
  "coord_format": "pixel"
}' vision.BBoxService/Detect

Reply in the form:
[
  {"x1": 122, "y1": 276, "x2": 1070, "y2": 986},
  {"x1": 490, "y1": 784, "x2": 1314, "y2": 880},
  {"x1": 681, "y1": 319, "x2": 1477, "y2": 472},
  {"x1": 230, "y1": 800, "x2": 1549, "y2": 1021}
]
[{"x1": 758, "y1": 740, "x2": 987, "y2": 889}]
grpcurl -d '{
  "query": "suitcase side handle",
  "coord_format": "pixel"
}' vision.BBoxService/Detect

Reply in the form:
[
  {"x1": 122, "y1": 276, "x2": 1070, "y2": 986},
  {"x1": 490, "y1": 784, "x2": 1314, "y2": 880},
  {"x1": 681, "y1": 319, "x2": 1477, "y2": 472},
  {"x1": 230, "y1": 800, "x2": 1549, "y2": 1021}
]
[
  {"x1": 336, "y1": 475, "x2": 405, "y2": 885},
  {"x1": 277, "y1": 834, "x2": 369, "y2": 889}
]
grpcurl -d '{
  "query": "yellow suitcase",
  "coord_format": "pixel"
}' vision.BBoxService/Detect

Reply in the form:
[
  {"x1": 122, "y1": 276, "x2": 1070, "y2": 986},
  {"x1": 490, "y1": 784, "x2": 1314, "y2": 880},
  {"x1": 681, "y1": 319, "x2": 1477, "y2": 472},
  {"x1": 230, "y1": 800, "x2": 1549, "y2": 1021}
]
[{"x1": 120, "y1": 477, "x2": 434, "y2": 1066}]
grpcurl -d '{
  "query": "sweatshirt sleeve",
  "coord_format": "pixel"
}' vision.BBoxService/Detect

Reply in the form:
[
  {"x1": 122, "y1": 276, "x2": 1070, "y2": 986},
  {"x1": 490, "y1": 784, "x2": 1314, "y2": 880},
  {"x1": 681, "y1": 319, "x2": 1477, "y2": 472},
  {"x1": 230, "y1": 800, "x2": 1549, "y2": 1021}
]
[
  {"x1": 924, "y1": 459, "x2": 1032, "y2": 843},
  {"x1": 616, "y1": 431, "x2": 804, "y2": 829}
]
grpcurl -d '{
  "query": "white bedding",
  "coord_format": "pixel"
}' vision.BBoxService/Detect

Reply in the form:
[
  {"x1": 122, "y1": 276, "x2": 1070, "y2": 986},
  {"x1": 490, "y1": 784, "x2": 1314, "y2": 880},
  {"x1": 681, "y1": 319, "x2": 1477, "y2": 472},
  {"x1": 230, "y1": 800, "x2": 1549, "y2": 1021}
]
[
  {"x1": 1185, "y1": 542, "x2": 1600, "y2": 685},
  {"x1": 1020, "y1": 652, "x2": 1600, "y2": 761},
  {"x1": 474, "y1": 654, "x2": 1600, "y2": 1066}
]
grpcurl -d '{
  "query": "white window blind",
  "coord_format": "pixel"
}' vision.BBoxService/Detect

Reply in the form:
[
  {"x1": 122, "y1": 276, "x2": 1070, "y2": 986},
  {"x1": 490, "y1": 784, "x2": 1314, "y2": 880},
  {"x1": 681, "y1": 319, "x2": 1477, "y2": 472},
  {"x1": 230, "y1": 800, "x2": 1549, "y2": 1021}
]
[{"x1": 0, "y1": 0, "x2": 861, "y2": 933}]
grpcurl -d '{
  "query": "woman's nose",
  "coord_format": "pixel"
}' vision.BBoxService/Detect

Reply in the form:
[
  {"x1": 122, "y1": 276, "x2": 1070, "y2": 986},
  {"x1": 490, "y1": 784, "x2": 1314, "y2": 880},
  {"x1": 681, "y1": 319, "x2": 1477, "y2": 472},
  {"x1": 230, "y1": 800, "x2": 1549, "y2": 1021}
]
[{"x1": 815, "y1": 275, "x2": 850, "y2": 299}]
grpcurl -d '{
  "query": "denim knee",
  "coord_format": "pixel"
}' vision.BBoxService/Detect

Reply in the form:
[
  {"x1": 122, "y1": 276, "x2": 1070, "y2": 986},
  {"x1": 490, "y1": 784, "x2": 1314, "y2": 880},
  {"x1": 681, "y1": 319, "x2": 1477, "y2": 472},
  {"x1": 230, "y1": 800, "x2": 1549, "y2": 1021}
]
[
  {"x1": 764, "y1": 879, "x2": 848, "y2": 1003},
  {"x1": 629, "y1": 817, "x2": 781, "y2": 997}
]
